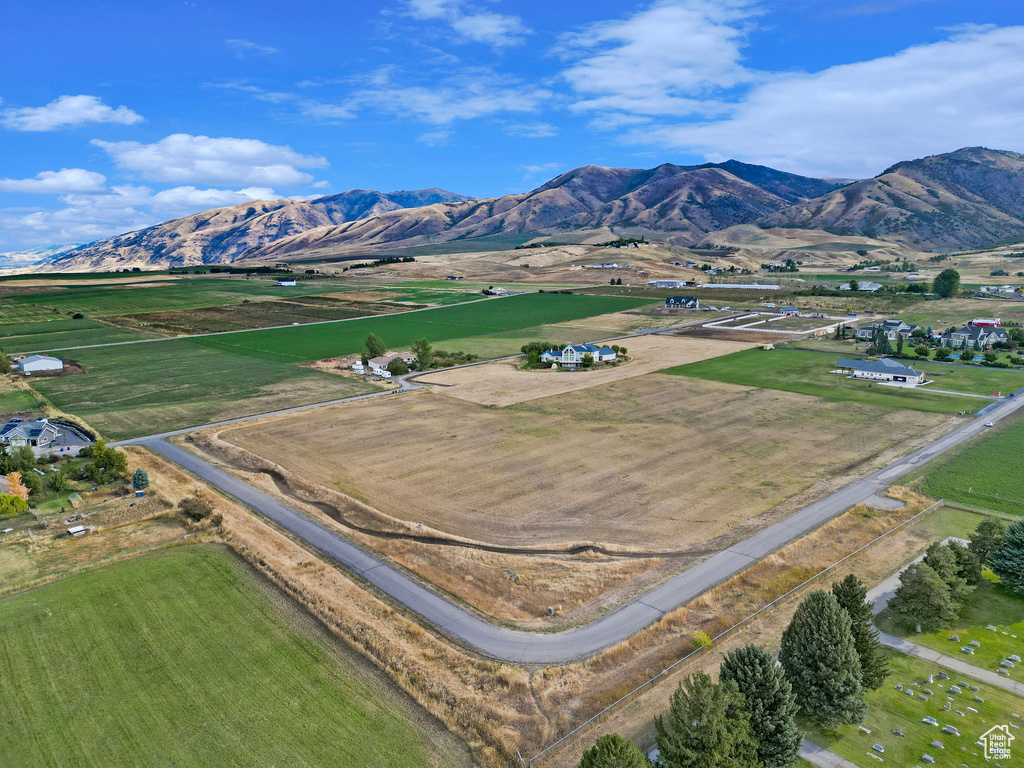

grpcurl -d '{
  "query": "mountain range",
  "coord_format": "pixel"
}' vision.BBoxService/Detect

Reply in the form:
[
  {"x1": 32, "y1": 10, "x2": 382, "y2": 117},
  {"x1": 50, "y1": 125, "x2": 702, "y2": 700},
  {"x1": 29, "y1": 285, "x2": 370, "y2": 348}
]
[{"x1": 24, "y1": 147, "x2": 1024, "y2": 272}]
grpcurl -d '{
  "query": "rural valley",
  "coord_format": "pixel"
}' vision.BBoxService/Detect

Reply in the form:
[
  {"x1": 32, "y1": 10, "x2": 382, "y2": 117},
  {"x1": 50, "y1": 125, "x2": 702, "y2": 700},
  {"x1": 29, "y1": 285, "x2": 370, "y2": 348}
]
[{"x1": 3, "y1": 2, "x2": 1024, "y2": 767}]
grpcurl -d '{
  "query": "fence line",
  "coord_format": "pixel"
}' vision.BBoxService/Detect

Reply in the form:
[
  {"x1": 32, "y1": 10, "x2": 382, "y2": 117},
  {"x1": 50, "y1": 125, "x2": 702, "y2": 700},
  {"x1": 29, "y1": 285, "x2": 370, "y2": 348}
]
[{"x1": 527, "y1": 499, "x2": 946, "y2": 765}]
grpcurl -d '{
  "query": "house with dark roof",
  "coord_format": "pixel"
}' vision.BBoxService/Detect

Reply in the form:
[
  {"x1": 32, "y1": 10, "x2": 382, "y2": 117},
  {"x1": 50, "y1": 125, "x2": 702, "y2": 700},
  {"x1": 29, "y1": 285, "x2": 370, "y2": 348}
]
[
  {"x1": 941, "y1": 324, "x2": 1009, "y2": 349},
  {"x1": 0, "y1": 418, "x2": 59, "y2": 448},
  {"x1": 665, "y1": 296, "x2": 699, "y2": 309},
  {"x1": 854, "y1": 319, "x2": 923, "y2": 341},
  {"x1": 835, "y1": 358, "x2": 925, "y2": 384},
  {"x1": 541, "y1": 343, "x2": 617, "y2": 368}
]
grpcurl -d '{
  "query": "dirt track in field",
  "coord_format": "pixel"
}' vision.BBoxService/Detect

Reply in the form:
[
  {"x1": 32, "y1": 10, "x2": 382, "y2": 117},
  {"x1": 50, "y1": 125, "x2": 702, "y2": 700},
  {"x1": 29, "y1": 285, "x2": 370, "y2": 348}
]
[
  {"x1": 415, "y1": 335, "x2": 751, "y2": 406},
  {"x1": 221, "y1": 375, "x2": 954, "y2": 551}
]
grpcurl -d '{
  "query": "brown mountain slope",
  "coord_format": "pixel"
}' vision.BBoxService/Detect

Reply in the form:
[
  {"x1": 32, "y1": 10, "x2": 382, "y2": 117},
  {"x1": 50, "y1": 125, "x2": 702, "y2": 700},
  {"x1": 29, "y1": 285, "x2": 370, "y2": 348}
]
[
  {"x1": 248, "y1": 162, "x2": 839, "y2": 260},
  {"x1": 47, "y1": 188, "x2": 474, "y2": 271},
  {"x1": 758, "y1": 147, "x2": 1024, "y2": 251}
]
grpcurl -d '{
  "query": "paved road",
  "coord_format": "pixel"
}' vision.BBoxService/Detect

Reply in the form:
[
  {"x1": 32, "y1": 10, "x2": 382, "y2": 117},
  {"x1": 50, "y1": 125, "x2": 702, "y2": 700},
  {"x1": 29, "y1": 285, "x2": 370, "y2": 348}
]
[
  {"x1": 135, "y1": 383, "x2": 1024, "y2": 664},
  {"x1": 800, "y1": 739, "x2": 859, "y2": 768}
]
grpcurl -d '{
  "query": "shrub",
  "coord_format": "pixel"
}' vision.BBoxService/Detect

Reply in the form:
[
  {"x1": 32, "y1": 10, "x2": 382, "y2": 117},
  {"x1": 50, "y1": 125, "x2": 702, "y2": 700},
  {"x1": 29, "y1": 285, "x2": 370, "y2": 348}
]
[
  {"x1": 691, "y1": 630, "x2": 712, "y2": 648},
  {"x1": 179, "y1": 493, "x2": 213, "y2": 521},
  {"x1": 46, "y1": 472, "x2": 69, "y2": 493}
]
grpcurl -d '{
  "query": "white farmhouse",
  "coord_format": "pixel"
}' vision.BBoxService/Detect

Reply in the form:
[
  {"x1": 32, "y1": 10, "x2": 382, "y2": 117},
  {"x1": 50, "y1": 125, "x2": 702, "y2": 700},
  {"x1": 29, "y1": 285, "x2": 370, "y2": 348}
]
[
  {"x1": 540, "y1": 343, "x2": 617, "y2": 368},
  {"x1": 17, "y1": 355, "x2": 63, "y2": 375}
]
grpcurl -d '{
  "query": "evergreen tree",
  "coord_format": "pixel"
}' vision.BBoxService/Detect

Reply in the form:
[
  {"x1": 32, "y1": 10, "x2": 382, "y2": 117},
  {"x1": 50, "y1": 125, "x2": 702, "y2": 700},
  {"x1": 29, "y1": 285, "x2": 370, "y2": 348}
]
[
  {"x1": 132, "y1": 468, "x2": 149, "y2": 491},
  {"x1": 579, "y1": 734, "x2": 649, "y2": 768},
  {"x1": 896, "y1": 336, "x2": 904, "y2": 356},
  {"x1": 991, "y1": 518, "x2": 1024, "y2": 595},
  {"x1": 946, "y1": 541, "x2": 982, "y2": 585},
  {"x1": 720, "y1": 644, "x2": 803, "y2": 768},
  {"x1": 887, "y1": 562, "x2": 958, "y2": 631},
  {"x1": 655, "y1": 672, "x2": 760, "y2": 768},
  {"x1": 922, "y1": 542, "x2": 974, "y2": 605},
  {"x1": 832, "y1": 575, "x2": 890, "y2": 690},
  {"x1": 970, "y1": 518, "x2": 1006, "y2": 566},
  {"x1": 779, "y1": 591, "x2": 866, "y2": 729}
]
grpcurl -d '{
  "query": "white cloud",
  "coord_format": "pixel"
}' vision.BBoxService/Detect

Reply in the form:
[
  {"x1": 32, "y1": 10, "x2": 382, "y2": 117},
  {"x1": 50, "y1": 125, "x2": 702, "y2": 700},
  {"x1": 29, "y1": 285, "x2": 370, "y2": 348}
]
[
  {"x1": 1, "y1": 182, "x2": 279, "y2": 252},
  {"x1": 0, "y1": 94, "x2": 144, "y2": 131},
  {"x1": 91, "y1": 133, "x2": 327, "y2": 186},
  {"x1": 0, "y1": 168, "x2": 107, "y2": 194},
  {"x1": 558, "y1": 0, "x2": 758, "y2": 117},
  {"x1": 632, "y1": 25, "x2": 1024, "y2": 178},
  {"x1": 224, "y1": 38, "x2": 280, "y2": 58},
  {"x1": 349, "y1": 68, "x2": 550, "y2": 125},
  {"x1": 406, "y1": 0, "x2": 530, "y2": 47},
  {"x1": 149, "y1": 186, "x2": 276, "y2": 215},
  {"x1": 506, "y1": 122, "x2": 558, "y2": 138}
]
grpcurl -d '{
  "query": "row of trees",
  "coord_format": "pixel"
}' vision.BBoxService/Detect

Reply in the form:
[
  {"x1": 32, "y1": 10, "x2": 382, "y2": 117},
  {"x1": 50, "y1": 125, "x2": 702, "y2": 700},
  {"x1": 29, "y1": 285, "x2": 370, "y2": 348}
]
[
  {"x1": 580, "y1": 575, "x2": 888, "y2": 767},
  {"x1": 888, "y1": 517, "x2": 1023, "y2": 629}
]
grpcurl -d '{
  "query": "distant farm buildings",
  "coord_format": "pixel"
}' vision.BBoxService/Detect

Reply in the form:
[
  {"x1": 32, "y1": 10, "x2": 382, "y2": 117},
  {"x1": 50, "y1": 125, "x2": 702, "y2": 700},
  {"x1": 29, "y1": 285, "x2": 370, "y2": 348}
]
[
  {"x1": 835, "y1": 358, "x2": 925, "y2": 385},
  {"x1": 277, "y1": 279, "x2": 297, "y2": 287},
  {"x1": 839, "y1": 281, "x2": 883, "y2": 292},
  {"x1": 16, "y1": 355, "x2": 63, "y2": 375},
  {"x1": 649, "y1": 280, "x2": 697, "y2": 289}
]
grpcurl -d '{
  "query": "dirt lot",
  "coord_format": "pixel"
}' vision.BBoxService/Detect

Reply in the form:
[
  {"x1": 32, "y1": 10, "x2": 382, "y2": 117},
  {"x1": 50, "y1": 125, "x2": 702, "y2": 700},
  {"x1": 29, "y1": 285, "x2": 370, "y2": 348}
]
[
  {"x1": 221, "y1": 375, "x2": 956, "y2": 551},
  {"x1": 416, "y1": 335, "x2": 751, "y2": 406}
]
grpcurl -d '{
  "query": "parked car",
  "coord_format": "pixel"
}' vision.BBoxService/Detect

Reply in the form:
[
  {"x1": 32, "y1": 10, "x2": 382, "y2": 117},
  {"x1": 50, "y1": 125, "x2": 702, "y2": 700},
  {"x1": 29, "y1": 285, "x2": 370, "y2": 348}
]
[{"x1": 985, "y1": 421, "x2": 995, "y2": 427}]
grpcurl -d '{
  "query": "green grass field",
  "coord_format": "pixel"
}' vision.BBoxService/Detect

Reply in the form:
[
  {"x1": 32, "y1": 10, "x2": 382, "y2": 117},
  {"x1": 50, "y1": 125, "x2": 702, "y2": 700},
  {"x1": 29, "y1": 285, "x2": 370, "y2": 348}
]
[
  {"x1": 30, "y1": 340, "x2": 379, "y2": 439},
  {"x1": 29, "y1": 293, "x2": 653, "y2": 438},
  {"x1": 0, "y1": 546, "x2": 469, "y2": 768},
  {"x1": 878, "y1": 573, "x2": 1024, "y2": 683},
  {"x1": 0, "y1": 277, "x2": 347, "y2": 323},
  {"x1": 0, "y1": 318, "x2": 158, "y2": 353},
  {"x1": 0, "y1": 387, "x2": 42, "y2": 416},
  {"x1": 803, "y1": 650, "x2": 1023, "y2": 768},
  {"x1": 663, "y1": 348, "x2": 984, "y2": 414},
  {"x1": 912, "y1": 361, "x2": 1024, "y2": 397},
  {"x1": 916, "y1": 416, "x2": 1024, "y2": 515},
  {"x1": 193, "y1": 293, "x2": 653, "y2": 363}
]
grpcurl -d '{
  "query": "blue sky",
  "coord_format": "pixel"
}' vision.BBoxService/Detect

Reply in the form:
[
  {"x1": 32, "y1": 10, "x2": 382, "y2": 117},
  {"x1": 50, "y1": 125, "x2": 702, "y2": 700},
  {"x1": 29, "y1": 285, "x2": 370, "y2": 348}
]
[{"x1": 1, "y1": 0, "x2": 1022, "y2": 253}]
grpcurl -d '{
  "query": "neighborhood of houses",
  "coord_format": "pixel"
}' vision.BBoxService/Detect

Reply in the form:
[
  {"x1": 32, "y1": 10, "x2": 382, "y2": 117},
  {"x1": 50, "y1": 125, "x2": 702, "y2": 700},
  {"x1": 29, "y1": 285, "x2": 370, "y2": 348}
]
[{"x1": 854, "y1": 318, "x2": 1010, "y2": 349}]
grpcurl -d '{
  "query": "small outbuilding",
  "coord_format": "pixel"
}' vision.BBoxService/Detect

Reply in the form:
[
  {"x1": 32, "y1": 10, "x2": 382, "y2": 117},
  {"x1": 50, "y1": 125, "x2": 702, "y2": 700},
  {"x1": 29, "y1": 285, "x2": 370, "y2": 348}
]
[
  {"x1": 67, "y1": 525, "x2": 88, "y2": 537},
  {"x1": 17, "y1": 355, "x2": 63, "y2": 375}
]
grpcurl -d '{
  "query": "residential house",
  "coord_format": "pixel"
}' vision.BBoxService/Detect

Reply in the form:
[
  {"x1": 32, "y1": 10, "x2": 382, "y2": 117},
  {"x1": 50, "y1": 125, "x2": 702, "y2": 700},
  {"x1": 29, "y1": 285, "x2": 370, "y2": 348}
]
[
  {"x1": 941, "y1": 324, "x2": 1009, "y2": 349},
  {"x1": 665, "y1": 296, "x2": 699, "y2": 309},
  {"x1": 835, "y1": 358, "x2": 926, "y2": 384},
  {"x1": 16, "y1": 355, "x2": 63, "y2": 374},
  {"x1": 854, "y1": 319, "x2": 922, "y2": 342},
  {"x1": 368, "y1": 352, "x2": 416, "y2": 377},
  {"x1": 540, "y1": 344, "x2": 617, "y2": 367},
  {"x1": 0, "y1": 418, "x2": 59, "y2": 448}
]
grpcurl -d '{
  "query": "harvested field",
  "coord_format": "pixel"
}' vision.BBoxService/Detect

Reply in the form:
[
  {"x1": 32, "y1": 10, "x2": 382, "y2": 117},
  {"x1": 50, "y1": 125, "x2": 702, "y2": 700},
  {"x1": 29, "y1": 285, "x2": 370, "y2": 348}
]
[
  {"x1": 673, "y1": 325, "x2": 793, "y2": 343},
  {"x1": 417, "y1": 335, "x2": 752, "y2": 406},
  {"x1": 221, "y1": 375, "x2": 955, "y2": 550}
]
